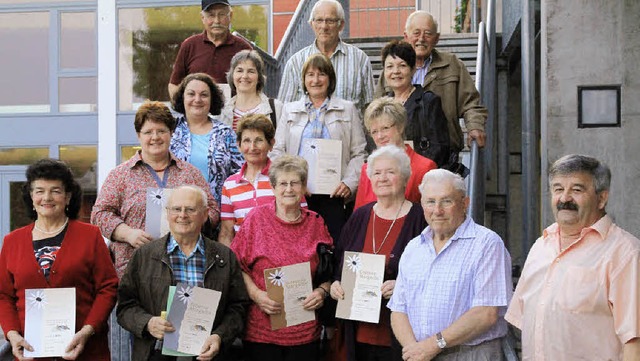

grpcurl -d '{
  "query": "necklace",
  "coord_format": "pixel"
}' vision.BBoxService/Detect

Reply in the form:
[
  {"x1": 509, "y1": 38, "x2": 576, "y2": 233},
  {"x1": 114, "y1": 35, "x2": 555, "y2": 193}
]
[
  {"x1": 278, "y1": 210, "x2": 302, "y2": 223},
  {"x1": 34, "y1": 217, "x2": 69, "y2": 235},
  {"x1": 372, "y1": 200, "x2": 405, "y2": 254},
  {"x1": 397, "y1": 87, "x2": 416, "y2": 105}
]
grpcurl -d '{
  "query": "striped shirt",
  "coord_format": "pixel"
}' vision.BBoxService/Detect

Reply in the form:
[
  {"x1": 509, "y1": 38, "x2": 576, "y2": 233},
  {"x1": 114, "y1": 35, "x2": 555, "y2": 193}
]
[
  {"x1": 278, "y1": 40, "x2": 374, "y2": 112},
  {"x1": 388, "y1": 216, "x2": 512, "y2": 345},
  {"x1": 167, "y1": 234, "x2": 205, "y2": 287}
]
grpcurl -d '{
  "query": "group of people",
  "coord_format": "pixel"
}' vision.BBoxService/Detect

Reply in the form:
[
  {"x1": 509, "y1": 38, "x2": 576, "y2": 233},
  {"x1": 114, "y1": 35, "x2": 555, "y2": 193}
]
[{"x1": 1, "y1": 1, "x2": 638, "y2": 361}]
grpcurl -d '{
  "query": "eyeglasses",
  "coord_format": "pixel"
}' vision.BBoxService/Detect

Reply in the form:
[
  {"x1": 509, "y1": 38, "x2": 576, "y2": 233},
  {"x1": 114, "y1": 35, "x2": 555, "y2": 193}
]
[
  {"x1": 369, "y1": 124, "x2": 396, "y2": 137},
  {"x1": 140, "y1": 129, "x2": 169, "y2": 137},
  {"x1": 276, "y1": 180, "x2": 303, "y2": 189},
  {"x1": 166, "y1": 206, "x2": 201, "y2": 215},
  {"x1": 423, "y1": 198, "x2": 459, "y2": 210},
  {"x1": 313, "y1": 18, "x2": 340, "y2": 26}
]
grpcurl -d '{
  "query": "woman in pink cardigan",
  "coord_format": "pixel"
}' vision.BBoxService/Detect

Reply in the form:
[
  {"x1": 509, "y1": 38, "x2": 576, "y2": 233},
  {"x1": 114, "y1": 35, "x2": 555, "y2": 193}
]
[{"x1": 0, "y1": 159, "x2": 117, "y2": 361}]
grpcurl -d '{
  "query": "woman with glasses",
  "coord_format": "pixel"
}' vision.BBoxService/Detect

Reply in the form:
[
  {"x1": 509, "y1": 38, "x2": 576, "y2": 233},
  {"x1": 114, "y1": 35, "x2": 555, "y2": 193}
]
[
  {"x1": 354, "y1": 97, "x2": 437, "y2": 209},
  {"x1": 91, "y1": 100, "x2": 218, "y2": 360},
  {"x1": 330, "y1": 145, "x2": 427, "y2": 361},
  {"x1": 231, "y1": 155, "x2": 333, "y2": 361},
  {"x1": 170, "y1": 72, "x2": 244, "y2": 206}
]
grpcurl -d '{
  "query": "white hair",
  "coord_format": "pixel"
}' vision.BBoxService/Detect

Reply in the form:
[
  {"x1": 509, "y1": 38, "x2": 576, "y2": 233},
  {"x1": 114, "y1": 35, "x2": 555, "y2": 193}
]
[
  {"x1": 405, "y1": 10, "x2": 439, "y2": 33},
  {"x1": 419, "y1": 168, "x2": 466, "y2": 195},
  {"x1": 167, "y1": 185, "x2": 208, "y2": 208},
  {"x1": 308, "y1": 0, "x2": 345, "y2": 24},
  {"x1": 366, "y1": 145, "x2": 412, "y2": 184}
]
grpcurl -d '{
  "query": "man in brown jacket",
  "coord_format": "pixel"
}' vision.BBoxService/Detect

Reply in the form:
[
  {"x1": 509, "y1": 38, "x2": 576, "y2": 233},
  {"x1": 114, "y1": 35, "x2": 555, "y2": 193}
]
[{"x1": 376, "y1": 11, "x2": 487, "y2": 157}]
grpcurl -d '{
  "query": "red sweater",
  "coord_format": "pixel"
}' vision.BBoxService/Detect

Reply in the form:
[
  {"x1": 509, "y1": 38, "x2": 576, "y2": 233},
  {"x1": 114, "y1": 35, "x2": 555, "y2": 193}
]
[{"x1": 0, "y1": 220, "x2": 118, "y2": 361}]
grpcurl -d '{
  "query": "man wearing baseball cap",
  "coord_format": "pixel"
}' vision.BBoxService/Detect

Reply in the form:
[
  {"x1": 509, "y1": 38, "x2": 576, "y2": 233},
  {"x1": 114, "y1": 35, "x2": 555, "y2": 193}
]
[{"x1": 168, "y1": 0, "x2": 251, "y2": 98}]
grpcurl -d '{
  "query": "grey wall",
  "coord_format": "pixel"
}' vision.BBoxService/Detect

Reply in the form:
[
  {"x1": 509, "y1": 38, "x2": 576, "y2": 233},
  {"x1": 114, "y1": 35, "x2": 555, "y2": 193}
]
[{"x1": 541, "y1": 0, "x2": 640, "y2": 235}]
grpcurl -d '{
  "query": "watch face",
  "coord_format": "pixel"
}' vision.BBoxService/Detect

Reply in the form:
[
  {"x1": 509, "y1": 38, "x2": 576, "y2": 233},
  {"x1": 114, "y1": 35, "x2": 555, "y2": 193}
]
[{"x1": 436, "y1": 333, "x2": 446, "y2": 348}]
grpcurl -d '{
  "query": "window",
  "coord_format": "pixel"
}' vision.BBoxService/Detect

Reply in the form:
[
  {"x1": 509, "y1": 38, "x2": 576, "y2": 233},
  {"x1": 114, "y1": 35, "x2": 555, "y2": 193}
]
[
  {"x1": 0, "y1": 148, "x2": 49, "y2": 165},
  {"x1": 59, "y1": 145, "x2": 97, "y2": 223}
]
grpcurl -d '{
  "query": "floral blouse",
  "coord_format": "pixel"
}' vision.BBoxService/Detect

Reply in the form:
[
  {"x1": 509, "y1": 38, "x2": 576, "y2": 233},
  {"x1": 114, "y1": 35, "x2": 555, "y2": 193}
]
[{"x1": 170, "y1": 115, "x2": 244, "y2": 205}]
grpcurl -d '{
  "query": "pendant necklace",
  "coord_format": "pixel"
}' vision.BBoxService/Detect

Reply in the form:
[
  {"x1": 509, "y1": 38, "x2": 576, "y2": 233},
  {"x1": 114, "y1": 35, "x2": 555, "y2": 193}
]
[{"x1": 372, "y1": 200, "x2": 405, "y2": 254}]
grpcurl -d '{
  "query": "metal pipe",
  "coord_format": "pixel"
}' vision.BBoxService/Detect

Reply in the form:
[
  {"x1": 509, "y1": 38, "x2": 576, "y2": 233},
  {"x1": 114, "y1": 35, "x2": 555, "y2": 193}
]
[
  {"x1": 521, "y1": 0, "x2": 538, "y2": 256},
  {"x1": 471, "y1": 0, "x2": 478, "y2": 32}
]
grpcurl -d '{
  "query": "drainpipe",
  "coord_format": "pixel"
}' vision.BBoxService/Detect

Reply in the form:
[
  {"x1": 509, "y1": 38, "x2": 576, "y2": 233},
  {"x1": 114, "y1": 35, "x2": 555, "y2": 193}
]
[{"x1": 339, "y1": 0, "x2": 350, "y2": 38}]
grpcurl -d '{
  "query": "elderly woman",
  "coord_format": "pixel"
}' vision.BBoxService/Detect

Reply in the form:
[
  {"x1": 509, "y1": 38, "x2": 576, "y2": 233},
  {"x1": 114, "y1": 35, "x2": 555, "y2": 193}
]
[
  {"x1": 330, "y1": 146, "x2": 427, "y2": 361},
  {"x1": 272, "y1": 53, "x2": 367, "y2": 242},
  {"x1": 354, "y1": 97, "x2": 437, "y2": 209},
  {"x1": 381, "y1": 40, "x2": 450, "y2": 167},
  {"x1": 219, "y1": 50, "x2": 283, "y2": 131},
  {"x1": 231, "y1": 155, "x2": 333, "y2": 361},
  {"x1": 170, "y1": 72, "x2": 244, "y2": 205},
  {"x1": 91, "y1": 100, "x2": 218, "y2": 360},
  {"x1": 0, "y1": 159, "x2": 118, "y2": 361}
]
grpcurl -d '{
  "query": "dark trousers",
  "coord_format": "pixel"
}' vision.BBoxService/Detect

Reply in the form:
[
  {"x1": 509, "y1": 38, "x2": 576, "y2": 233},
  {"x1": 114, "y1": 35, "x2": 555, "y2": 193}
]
[
  {"x1": 306, "y1": 194, "x2": 347, "y2": 242},
  {"x1": 355, "y1": 342, "x2": 392, "y2": 361},
  {"x1": 243, "y1": 341, "x2": 320, "y2": 361}
]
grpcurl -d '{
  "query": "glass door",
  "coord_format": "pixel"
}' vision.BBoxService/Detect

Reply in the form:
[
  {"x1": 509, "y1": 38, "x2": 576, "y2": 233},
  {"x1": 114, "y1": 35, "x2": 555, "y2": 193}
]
[{"x1": 0, "y1": 166, "x2": 29, "y2": 245}]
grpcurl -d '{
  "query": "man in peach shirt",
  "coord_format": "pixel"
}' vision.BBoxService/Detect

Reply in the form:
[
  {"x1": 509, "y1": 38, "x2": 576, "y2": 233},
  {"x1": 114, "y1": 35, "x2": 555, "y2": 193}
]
[{"x1": 505, "y1": 154, "x2": 640, "y2": 361}]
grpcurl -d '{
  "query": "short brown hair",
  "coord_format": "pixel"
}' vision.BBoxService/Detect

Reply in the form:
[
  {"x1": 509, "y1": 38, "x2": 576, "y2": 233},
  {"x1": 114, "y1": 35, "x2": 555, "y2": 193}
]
[
  {"x1": 301, "y1": 53, "x2": 337, "y2": 97},
  {"x1": 171, "y1": 73, "x2": 225, "y2": 115},
  {"x1": 226, "y1": 50, "x2": 266, "y2": 94},
  {"x1": 134, "y1": 100, "x2": 176, "y2": 133},
  {"x1": 236, "y1": 113, "x2": 276, "y2": 143}
]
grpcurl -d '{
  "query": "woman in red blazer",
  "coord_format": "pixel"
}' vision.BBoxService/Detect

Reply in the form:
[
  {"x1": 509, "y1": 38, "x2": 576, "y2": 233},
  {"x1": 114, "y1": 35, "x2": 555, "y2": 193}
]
[{"x1": 0, "y1": 159, "x2": 118, "y2": 361}]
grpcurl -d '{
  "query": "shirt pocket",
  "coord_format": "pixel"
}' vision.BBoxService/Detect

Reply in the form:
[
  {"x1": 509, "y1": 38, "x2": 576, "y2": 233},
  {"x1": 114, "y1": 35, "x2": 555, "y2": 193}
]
[
  {"x1": 556, "y1": 266, "x2": 601, "y2": 313},
  {"x1": 431, "y1": 74, "x2": 459, "y2": 88}
]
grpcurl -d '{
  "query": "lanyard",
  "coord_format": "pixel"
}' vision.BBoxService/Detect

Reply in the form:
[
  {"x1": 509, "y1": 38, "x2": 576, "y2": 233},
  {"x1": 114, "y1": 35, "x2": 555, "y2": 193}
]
[{"x1": 143, "y1": 163, "x2": 170, "y2": 188}]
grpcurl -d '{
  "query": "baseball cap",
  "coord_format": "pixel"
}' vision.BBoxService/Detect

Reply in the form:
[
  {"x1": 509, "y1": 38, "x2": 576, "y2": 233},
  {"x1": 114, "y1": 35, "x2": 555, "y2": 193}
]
[{"x1": 202, "y1": 0, "x2": 230, "y2": 11}]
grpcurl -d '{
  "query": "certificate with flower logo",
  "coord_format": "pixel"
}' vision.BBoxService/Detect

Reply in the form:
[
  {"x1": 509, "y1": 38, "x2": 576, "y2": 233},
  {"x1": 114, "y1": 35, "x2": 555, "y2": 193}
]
[
  {"x1": 264, "y1": 262, "x2": 314, "y2": 330},
  {"x1": 145, "y1": 187, "x2": 173, "y2": 238},
  {"x1": 335, "y1": 252, "x2": 386, "y2": 323},
  {"x1": 300, "y1": 138, "x2": 342, "y2": 195},
  {"x1": 24, "y1": 288, "x2": 76, "y2": 358},
  {"x1": 164, "y1": 283, "x2": 222, "y2": 355}
]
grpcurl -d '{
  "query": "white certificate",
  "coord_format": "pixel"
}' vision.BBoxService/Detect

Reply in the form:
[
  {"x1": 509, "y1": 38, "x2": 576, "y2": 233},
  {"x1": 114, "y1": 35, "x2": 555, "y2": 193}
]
[
  {"x1": 164, "y1": 283, "x2": 221, "y2": 356},
  {"x1": 24, "y1": 288, "x2": 76, "y2": 358},
  {"x1": 145, "y1": 187, "x2": 173, "y2": 238},
  {"x1": 264, "y1": 262, "x2": 315, "y2": 330},
  {"x1": 300, "y1": 138, "x2": 342, "y2": 195},
  {"x1": 335, "y1": 252, "x2": 386, "y2": 323}
]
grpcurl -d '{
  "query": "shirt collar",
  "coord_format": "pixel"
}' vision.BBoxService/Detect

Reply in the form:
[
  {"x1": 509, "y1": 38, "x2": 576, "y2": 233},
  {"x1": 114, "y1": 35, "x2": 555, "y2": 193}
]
[
  {"x1": 543, "y1": 214, "x2": 611, "y2": 241},
  {"x1": 167, "y1": 234, "x2": 205, "y2": 257},
  {"x1": 312, "y1": 39, "x2": 345, "y2": 57},
  {"x1": 421, "y1": 215, "x2": 474, "y2": 244},
  {"x1": 128, "y1": 150, "x2": 180, "y2": 170},
  {"x1": 238, "y1": 158, "x2": 271, "y2": 183},
  {"x1": 416, "y1": 54, "x2": 433, "y2": 70}
]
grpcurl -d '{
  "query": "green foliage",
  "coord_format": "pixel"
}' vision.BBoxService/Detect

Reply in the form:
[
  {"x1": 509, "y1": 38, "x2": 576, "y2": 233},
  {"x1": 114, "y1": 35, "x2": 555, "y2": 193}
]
[{"x1": 454, "y1": 0, "x2": 468, "y2": 33}]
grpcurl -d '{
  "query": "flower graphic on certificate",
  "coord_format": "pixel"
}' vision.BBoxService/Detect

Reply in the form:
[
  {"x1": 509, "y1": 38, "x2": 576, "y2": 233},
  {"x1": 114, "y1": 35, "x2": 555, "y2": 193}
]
[
  {"x1": 145, "y1": 187, "x2": 173, "y2": 238},
  {"x1": 300, "y1": 138, "x2": 342, "y2": 194},
  {"x1": 345, "y1": 254, "x2": 361, "y2": 273},
  {"x1": 148, "y1": 188, "x2": 165, "y2": 206},
  {"x1": 27, "y1": 289, "x2": 47, "y2": 311},
  {"x1": 268, "y1": 269, "x2": 285, "y2": 287},
  {"x1": 176, "y1": 285, "x2": 194, "y2": 305}
]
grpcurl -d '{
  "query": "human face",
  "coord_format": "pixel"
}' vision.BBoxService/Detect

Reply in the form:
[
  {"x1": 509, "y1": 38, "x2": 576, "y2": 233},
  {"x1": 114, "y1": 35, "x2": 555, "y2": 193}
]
[
  {"x1": 31, "y1": 179, "x2": 70, "y2": 221},
  {"x1": 304, "y1": 66, "x2": 330, "y2": 100},
  {"x1": 550, "y1": 172, "x2": 608, "y2": 231},
  {"x1": 384, "y1": 55, "x2": 414, "y2": 93},
  {"x1": 369, "y1": 115, "x2": 404, "y2": 147},
  {"x1": 238, "y1": 129, "x2": 273, "y2": 166},
  {"x1": 201, "y1": 4, "x2": 231, "y2": 40},
  {"x1": 137, "y1": 120, "x2": 171, "y2": 159},
  {"x1": 166, "y1": 188, "x2": 208, "y2": 241},
  {"x1": 311, "y1": 2, "x2": 344, "y2": 48},
  {"x1": 370, "y1": 157, "x2": 404, "y2": 199},
  {"x1": 232, "y1": 60, "x2": 259, "y2": 94},
  {"x1": 184, "y1": 79, "x2": 211, "y2": 119},
  {"x1": 421, "y1": 181, "x2": 469, "y2": 241},
  {"x1": 403, "y1": 14, "x2": 440, "y2": 62},
  {"x1": 274, "y1": 171, "x2": 305, "y2": 210}
]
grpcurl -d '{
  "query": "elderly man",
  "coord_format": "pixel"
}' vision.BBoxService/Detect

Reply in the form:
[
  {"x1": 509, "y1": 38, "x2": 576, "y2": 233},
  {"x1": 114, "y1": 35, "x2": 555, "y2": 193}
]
[
  {"x1": 388, "y1": 169, "x2": 512, "y2": 361},
  {"x1": 376, "y1": 11, "x2": 487, "y2": 156},
  {"x1": 168, "y1": 0, "x2": 251, "y2": 98},
  {"x1": 278, "y1": 0, "x2": 374, "y2": 112},
  {"x1": 117, "y1": 185, "x2": 249, "y2": 361},
  {"x1": 505, "y1": 155, "x2": 640, "y2": 361}
]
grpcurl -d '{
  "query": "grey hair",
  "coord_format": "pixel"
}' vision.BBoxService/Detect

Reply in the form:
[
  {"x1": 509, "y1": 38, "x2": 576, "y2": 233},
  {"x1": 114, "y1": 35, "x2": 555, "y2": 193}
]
[
  {"x1": 308, "y1": 0, "x2": 345, "y2": 24},
  {"x1": 419, "y1": 168, "x2": 466, "y2": 196},
  {"x1": 226, "y1": 50, "x2": 266, "y2": 94},
  {"x1": 366, "y1": 145, "x2": 412, "y2": 185},
  {"x1": 363, "y1": 97, "x2": 407, "y2": 133},
  {"x1": 548, "y1": 154, "x2": 611, "y2": 193},
  {"x1": 405, "y1": 10, "x2": 439, "y2": 33},
  {"x1": 167, "y1": 185, "x2": 208, "y2": 208},
  {"x1": 269, "y1": 154, "x2": 309, "y2": 188}
]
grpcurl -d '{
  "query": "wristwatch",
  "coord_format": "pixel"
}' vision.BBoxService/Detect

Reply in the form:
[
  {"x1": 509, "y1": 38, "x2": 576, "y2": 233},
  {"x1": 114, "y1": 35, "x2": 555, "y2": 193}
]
[{"x1": 436, "y1": 332, "x2": 447, "y2": 349}]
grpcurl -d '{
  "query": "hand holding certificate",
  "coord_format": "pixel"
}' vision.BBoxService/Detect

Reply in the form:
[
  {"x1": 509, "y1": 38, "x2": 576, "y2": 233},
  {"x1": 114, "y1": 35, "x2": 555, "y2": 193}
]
[
  {"x1": 264, "y1": 262, "x2": 315, "y2": 330},
  {"x1": 335, "y1": 252, "x2": 386, "y2": 323},
  {"x1": 23, "y1": 287, "x2": 76, "y2": 358}
]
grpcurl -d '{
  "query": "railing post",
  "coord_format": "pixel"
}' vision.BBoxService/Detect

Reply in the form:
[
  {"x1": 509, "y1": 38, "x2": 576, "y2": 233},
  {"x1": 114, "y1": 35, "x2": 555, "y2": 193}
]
[{"x1": 468, "y1": 141, "x2": 485, "y2": 224}]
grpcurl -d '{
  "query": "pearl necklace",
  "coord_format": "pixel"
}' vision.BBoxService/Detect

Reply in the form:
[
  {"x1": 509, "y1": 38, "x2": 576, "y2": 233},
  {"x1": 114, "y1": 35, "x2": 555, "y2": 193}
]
[
  {"x1": 34, "y1": 217, "x2": 69, "y2": 235},
  {"x1": 372, "y1": 200, "x2": 405, "y2": 254}
]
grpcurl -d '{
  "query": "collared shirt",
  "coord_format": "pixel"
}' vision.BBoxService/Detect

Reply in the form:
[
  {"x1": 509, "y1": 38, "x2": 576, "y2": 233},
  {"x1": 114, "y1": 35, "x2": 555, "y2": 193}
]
[
  {"x1": 412, "y1": 54, "x2": 433, "y2": 86},
  {"x1": 167, "y1": 234, "x2": 206, "y2": 287},
  {"x1": 388, "y1": 216, "x2": 512, "y2": 345},
  {"x1": 90, "y1": 150, "x2": 219, "y2": 278},
  {"x1": 278, "y1": 40, "x2": 374, "y2": 112},
  {"x1": 170, "y1": 115, "x2": 244, "y2": 206},
  {"x1": 169, "y1": 31, "x2": 252, "y2": 85},
  {"x1": 505, "y1": 215, "x2": 640, "y2": 361}
]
